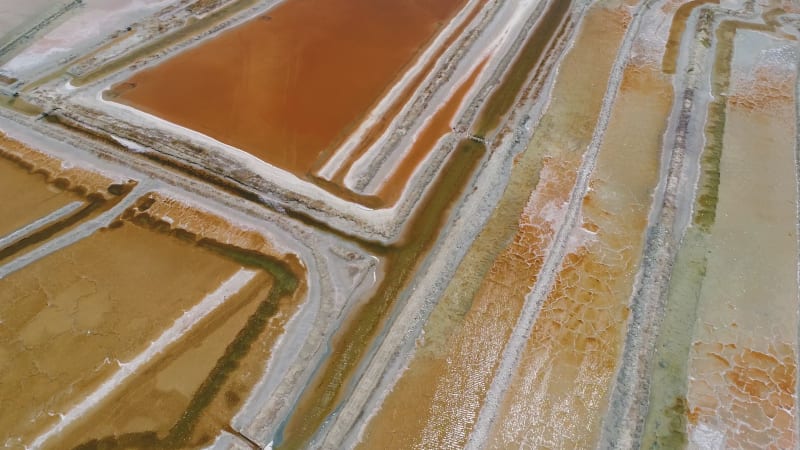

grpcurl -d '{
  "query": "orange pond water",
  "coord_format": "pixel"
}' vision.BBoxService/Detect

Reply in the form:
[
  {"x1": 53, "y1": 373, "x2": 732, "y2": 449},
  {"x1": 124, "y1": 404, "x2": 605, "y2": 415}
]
[
  {"x1": 375, "y1": 57, "x2": 487, "y2": 204},
  {"x1": 109, "y1": 0, "x2": 467, "y2": 176}
]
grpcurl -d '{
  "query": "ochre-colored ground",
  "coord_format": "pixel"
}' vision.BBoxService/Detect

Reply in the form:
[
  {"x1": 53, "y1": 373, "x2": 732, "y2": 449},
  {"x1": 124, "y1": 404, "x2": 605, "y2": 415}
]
[
  {"x1": 0, "y1": 133, "x2": 119, "y2": 237},
  {"x1": 54, "y1": 194, "x2": 306, "y2": 449},
  {"x1": 0, "y1": 133, "x2": 118, "y2": 195},
  {"x1": 0, "y1": 156, "x2": 77, "y2": 237},
  {"x1": 0, "y1": 223, "x2": 241, "y2": 447},
  {"x1": 130, "y1": 192, "x2": 285, "y2": 262},
  {"x1": 51, "y1": 271, "x2": 279, "y2": 449},
  {"x1": 356, "y1": 6, "x2": 632, "y2": 448},
  {"x1": 6, "y1": 1, "x2": 800, "y2": 449},
  {"x1": 686, "y1": 83, "x2": 798, "y2": 449},
  {"x1": 487, "y1": 65, "x2": 672, "y2": 448}
]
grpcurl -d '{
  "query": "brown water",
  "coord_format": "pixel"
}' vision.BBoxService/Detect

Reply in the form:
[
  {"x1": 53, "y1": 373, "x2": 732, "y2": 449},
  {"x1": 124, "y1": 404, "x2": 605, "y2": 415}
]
[
  {"x1": 324, "y1": 0, "x2": 486, "y2": 185},
  {"x1": 110, "y1": 0, "x2": 467, "y2": 176},
  {"x1": 52, "y1": 273, "x2": 273, "y2": 447},
  {"x1": 51, "y1": 194, "x2": 305, "y2": 449},
  {"x1": 0, "y1": 188, "x2": 305, "y2": 449},
  {"x1": 51, "y1": 271, "x2": 290, "y2": 449}
]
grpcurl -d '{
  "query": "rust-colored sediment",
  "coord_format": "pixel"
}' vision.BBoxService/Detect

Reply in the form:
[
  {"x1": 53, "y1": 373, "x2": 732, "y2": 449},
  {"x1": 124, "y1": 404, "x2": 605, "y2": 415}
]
[
  {"x1": 487, "y1": 65, "x2": 671, "y2": 448},
  {"x1": 375, "y1": 57, "x2": 488, "y2": 204},
  {"x1": 110, "y1": 0, "x2": 467, "y2": 176},
  {"x1": 356, "y1": 7, "x2": 631, "y2": 448},
  {"x1": 689, "y1": 342, "x2": 797, "y2": 448}
]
